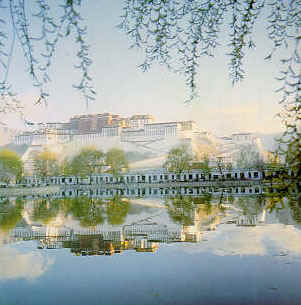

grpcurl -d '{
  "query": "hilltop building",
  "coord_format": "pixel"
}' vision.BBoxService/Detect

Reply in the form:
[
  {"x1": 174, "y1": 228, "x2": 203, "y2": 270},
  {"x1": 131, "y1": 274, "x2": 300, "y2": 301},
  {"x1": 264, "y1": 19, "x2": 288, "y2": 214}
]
[
  {"x1": 13, "y1": 112, "x2": 199, "y2": 148},
  {"x1": 11, "y1": 112, "x2": 265, "y2": 175}
]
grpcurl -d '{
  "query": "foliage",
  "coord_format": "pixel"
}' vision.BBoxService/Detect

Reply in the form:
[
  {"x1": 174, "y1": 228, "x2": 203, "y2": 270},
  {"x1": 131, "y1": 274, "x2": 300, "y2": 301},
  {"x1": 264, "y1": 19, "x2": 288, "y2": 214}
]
[
  {"x1": 0, "y1": 149, "x2": 23, "y2": 183},
  {"x1": 191, "y1": 154, "x2": 211, "y2": 176},
  {"x1": 0, "y1": 197, "x2": 24, "y2": 233},
  {"x1": 1, "y1": 0, "x2": 299, "y2": 197},
  {"x1": 0, "y1": 0, "x2": 95, "y2": 111},
  {"x1": 192, "y1": 193, "x2": 212, "y2": 205},
  {"x1": 68, "y1": 196, "x2": 105, "y2": 227},
  {"x1": 59, "y1": 157, "x2": 73, "y2": 176},
  {"x1": 105, "y1": 148, "x2": 128, "y2": 177},
  {"x1": 265, "y1": 151, "x2": 282, "y2": 166},
  {"x1": 70, "y1": 147, "x2": 104, "y2": 177},
  {"x1": 120, "y1": 0, "x2": 300, "y2": 197},
  {"x1": 0, "y1": 143, "x2": 29, "y2": 156},
  {"x1": 163, "y1": 144, "x2": 193, "y2": 174},
  {"x1": 236, "y1": 196, "x2": 265, "y2": 216},
  {"x1": 120, "y1": 1, "x2": 299, "y2": 99},
  {"x1": 288, "y1": 197, "x2": 301, "y2": 224},
  {"x1": 33, "y1": 150, "x2": 59, "y2": 179},
  {"x1": 283, "y1": 137, "x2": 301, "y2": 198},
  {"x1": 31, "y1": 198, "x2": 60, "y2": 225},
  {"x1": 165, "y1": 196, "x2": 195, "y2": 226},
  {"x1": 106, "y1": 196, "x2": 130, "y2": 225}
]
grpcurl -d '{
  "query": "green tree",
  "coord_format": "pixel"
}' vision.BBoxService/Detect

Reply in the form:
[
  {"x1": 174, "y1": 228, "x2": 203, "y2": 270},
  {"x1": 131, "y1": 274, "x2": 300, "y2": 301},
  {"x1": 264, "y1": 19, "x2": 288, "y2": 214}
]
[
  {"x1": 33, "y1": 150, "x2": 59, "y2": 179},
  {"x1": 190, "y1": 154, "x2": 211, "y2": 179},
  {"x1": 0, "y1": 149, "x2": 23, "y2": 184},
  {"x1": 105, "y1": 148, "x2": 128, "y2": 178},
  {"x1": 199, "y1": 154, "x2": 211, "y2": 177},
  {"x1": 163, "y1": 144, "x2": 193, "y2": 174},
  {"x1": 70, "y1": 147, "x2": 104, "y2": 177},
  {"x1": 60, "y1": 157, "x2": 73, "y2": 176}
]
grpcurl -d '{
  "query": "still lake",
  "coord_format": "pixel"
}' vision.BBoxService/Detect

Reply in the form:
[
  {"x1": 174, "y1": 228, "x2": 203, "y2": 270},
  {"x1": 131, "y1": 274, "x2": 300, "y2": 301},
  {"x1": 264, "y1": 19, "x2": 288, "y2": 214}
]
[{"x1": 0, "y1": 193, "x2": 301, "y2": 305}]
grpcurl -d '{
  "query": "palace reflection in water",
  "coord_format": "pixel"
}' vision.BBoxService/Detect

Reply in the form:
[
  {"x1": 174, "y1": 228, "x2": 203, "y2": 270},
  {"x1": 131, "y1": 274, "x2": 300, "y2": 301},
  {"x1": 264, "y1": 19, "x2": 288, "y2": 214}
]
[
  {"x1": 1, "y1": 189, "x2": 300, "y2": 256},
  {"x1": 1, "y1": 189, "x2": 301, "y2": 305}
]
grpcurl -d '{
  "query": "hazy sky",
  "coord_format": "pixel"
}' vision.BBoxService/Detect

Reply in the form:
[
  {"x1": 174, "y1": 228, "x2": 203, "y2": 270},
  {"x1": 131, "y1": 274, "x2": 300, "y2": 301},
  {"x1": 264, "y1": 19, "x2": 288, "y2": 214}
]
[{"x1": 2, "y1": 1, "x2": 286, "y2": 135}]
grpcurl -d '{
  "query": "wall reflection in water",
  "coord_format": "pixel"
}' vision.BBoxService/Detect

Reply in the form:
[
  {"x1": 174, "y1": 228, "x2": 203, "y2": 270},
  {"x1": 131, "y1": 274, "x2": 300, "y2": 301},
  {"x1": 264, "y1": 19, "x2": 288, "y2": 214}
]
[{"x1": 1, "y1": 191, "x2": 300, "y2": 257}]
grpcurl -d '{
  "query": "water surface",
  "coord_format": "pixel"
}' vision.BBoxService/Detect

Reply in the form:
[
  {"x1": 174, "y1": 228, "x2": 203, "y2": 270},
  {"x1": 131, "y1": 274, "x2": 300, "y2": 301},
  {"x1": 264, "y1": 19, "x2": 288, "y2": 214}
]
[{"x1": 0, "y1": 194, "x2": 300, "y2": 305}]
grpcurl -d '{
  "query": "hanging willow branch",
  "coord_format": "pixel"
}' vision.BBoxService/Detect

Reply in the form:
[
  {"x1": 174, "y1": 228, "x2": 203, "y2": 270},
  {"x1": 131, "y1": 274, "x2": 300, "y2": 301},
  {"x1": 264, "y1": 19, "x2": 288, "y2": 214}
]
[
  {"x1": 0, "y1": 0, "x2": 96, "y2": 113},
  {"x1": 120, "y1": 0, "x2": 300, "y2": 198},
  {"x1": 0, "y1": 0, "x2": 299, "y2": 195}
]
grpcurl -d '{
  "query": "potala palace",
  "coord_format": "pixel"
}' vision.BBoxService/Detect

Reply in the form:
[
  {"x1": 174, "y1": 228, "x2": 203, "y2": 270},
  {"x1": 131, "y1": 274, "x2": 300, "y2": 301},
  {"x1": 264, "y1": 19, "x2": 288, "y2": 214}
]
[{"x1": 11, "y1": 112, "x2": 266, "y2": 175}]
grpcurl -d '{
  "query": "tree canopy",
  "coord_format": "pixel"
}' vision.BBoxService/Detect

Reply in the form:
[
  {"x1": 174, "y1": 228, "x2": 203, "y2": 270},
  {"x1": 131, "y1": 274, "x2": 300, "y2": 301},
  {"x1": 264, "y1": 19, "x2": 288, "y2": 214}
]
[
  {"x1": 69, "y1": 147, "x2": 104, "y2": 177},
  {"x1": 0, "y1": 149, "x2": 23, "y2": 183},
  {"x1": 163, "y1": 144, "x2": 193, "y2": 174},
  {"x1": 33, "y1": 150, "x2": 59, "y2": 178},
  {"x1": 105, "y1": 148, "x2": 128, "y2": 177}
]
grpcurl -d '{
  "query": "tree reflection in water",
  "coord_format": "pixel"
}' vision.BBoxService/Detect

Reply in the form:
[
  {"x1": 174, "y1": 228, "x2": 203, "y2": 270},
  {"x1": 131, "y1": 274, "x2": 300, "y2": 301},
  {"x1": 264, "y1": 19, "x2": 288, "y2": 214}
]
[
  {"x1": 235, "y1": 196, "x2": 265, "y2": 217},
  {"x1": 0, "y1": 191, "x2": 300, "y2": 236},
  {"x1": 67, "y1": 196, "x2": 105, "y2": 227},
  {"x1": 263, "y1": 193, "x2": 301, "y2": 224},
  {"x1": 289, "y1": 198, "x2": 301, "y2": 224},
  {"x1": 31, "y1": 198, "x2": 61, "y2": 225},
  {"x1": 0, "y1": 197, "x2": 24, "y2": 233},
  {"x1": 106, "y1": 196, "x2": 130, "y2": 225},
  {"x1": 165, "y1": 194, "x2": 217, "y2": 226}
]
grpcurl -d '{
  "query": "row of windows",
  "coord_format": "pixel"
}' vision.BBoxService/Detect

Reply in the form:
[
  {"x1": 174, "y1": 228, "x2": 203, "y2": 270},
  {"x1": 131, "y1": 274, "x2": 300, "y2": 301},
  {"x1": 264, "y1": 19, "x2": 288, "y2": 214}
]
[
  {"x1": 24, "y1": 171, "x2": 261, "y2": 185},
  {"x1": 62, "y1": 186, "x2": 262, "y2": 197}
]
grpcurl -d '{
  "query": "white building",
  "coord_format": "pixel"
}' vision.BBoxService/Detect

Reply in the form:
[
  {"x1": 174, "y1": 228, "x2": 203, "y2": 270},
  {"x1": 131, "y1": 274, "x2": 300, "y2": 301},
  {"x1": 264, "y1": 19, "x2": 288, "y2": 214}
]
[
  {"x1": 231, "y1": 132, "x2": 257, "y2": 144},
  {"x1": 101, "y1": 126, "x2": 122, "y2": 137},
  {"x1": 143, "y1": 121, "x2": 197, "y2": 138},
  {"x1": 14, "y1": 129, "x2": 74, "y2": 146},
  {"x1": 129, "y1": 114, "x2": 154, "y2": 129}
]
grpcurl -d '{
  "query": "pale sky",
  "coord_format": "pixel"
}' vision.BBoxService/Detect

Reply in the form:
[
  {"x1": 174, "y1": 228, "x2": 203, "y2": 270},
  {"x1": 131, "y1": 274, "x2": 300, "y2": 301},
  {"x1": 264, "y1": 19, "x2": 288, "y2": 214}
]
[{"x1": 1, "y1": 1, "x2": 286, "y2": 136}]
